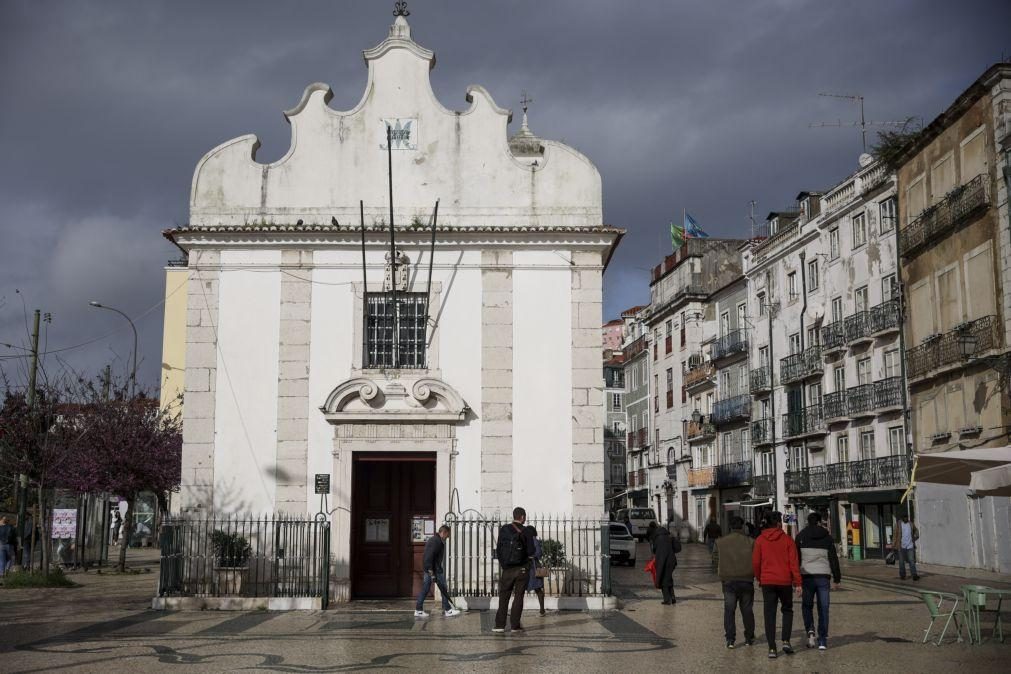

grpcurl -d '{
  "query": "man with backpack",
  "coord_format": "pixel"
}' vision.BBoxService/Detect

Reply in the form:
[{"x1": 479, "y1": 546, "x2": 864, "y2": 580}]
[{"x1": 493, "y1": 507, "x2": 536, "y2": 633}]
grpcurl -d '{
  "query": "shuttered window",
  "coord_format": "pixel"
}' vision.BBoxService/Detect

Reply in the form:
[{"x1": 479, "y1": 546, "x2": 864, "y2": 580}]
[
  {"x1": 964, "y1": 242, "x2": 995, "y2": 320},
  {"x1": 960, "y1": 128, "x2": 986, "y2": 182},
  {"x1": 935, "y1": 264, "x2": 962, "y2": 332},
  {"x1": 909, "y1": 278, "x2": 935, "y2": 342},
  {"x1": 931, "y1": 153, "x2": 955, "y2": 203},
  {"x1": 906, "y1": 175, "x2": 926, "y2": 224}
]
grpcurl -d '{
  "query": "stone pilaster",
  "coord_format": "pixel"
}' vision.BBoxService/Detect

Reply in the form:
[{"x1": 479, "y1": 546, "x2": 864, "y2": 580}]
[
  {"x1": 275, "y1": 250, "x2": 312, "y2": 513},
  {"x1": 481, "y1": 250, "x2": 513, "y2": 517},
  {"x1": 571, "y1": 251, "x2": 605, "y2": 518},
  {"x1": 178, "y1": 250, "x2": 220, "y2": 513}
]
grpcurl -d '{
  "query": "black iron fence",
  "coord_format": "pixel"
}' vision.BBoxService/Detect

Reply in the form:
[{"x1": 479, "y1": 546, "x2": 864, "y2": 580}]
[
  {"x1": 847, "y1": 383, "x2": 875, "y2": 417},
  {"x1": 899, "y1": 173, "x2": 990, "y2": 258},
  {"x1": 870, "y1": 298, "x2": 901, "y2": 334},
  {"x1": 158, "y1": 515, "x2": 330, "y2": 606},
  {"x1": 907, "y1": 315, "x2": 999, "y2": 379},
  {"x1": 785, "y1": 456, "x2": 908, "y2": 494},
  {"x1": 712, "y1": 330, "x2": 748, "y2": 361},
  {"x1": 444, "y1": 515, "x2": 609, "y2": 598},
  {"x1": 749, "y1": 366, "x2": 772, "y2": 394},
  {"x1": 712, "y1": 393, "x2": 751, "y2": 425}
]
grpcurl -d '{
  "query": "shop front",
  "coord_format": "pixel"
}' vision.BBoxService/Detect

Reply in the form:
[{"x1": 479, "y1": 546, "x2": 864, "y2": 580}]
[{"x1": 841, "y1": 490, "x2": 907, "y2": 560}]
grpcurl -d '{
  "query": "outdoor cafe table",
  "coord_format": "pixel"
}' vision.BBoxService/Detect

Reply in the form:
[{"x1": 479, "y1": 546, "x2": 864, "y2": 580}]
[{"x1": 961, "y1": 585, "x2": 1009, "y2": 644}]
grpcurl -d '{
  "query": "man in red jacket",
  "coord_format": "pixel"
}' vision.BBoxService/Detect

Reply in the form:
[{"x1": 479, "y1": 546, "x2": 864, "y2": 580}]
[{"x1": 752, "y1": 511, "x2": 802, "y2": 659}]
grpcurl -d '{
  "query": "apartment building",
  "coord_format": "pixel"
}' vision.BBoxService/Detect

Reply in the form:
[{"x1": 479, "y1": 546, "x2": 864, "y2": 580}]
[
  {"x1": 745, "y1": 157, "x2": 906, "y2": 557},
  {"x1": 895, "y1": 63, "x2": 1011, "y2": 572},
  {"x1": 621, "y1": 310, "x2": 651, "y2": 509},
  {"x1": 647, "y1": 239, "x2": 747, "y2": 535},
  {"x1": 603, "y1": 354, "x2": 627, "y2": 506}
]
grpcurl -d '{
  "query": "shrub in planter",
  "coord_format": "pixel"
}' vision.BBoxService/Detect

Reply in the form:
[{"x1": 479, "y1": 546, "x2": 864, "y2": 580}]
[
  {"x1": 540, "y1": 539, "x2": 566, "y2": 568},
  {"x1": 210, "y1": 530, "x2": 251, "y2": 568}
]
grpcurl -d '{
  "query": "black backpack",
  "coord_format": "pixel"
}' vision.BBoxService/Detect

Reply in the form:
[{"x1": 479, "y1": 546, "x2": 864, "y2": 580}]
[{"x1": 499, "y1": 524, "x2": 528, "y2": 567}]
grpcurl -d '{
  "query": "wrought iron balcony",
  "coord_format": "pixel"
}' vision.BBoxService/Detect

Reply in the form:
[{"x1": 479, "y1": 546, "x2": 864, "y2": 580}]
[
  {"x1": 785, "y1": 468, "x2": 811, "y2": 494},
  {"x1": 781, "y1": 345, "x2": 823, "y2": 384},
  {"x1": 627, "y1": 468, "x2": 649, "y2": 489},
  {"x1": 715, "y1": 460, "x2": 753, "y2": 488},
  {"x1": 782, "y1": 404, "x2": 826, "y2": 439},
  {"x1": 688, "y1": 466, "x2": 715, "y2": 488},
  {"x1": 821, "y1": 321, "x2": 846, "y2": 352},
  {"x1": 752, "y1": 418, "x2": 774, "y2": 446},
  {"x1": 906, "y1": 314, "x2": 1000, "y2": 380},
  {"x1": 685, "y1": 362, "x2": 716, "y2": 390},
  {"x1": 845, "y1": 311, "x2": 873, "y2": 344},
  {"x1": 899, "y1": 173, "x2": 991, "y2": 258},
  {"x1": 825, "y1": 455, "x2": 908, "y2": 490},
  {"x1": 712, "y1": 394, "x2": 751, "y2": 425},
  {"x1": 712, "y1": 329, "x2": 748, "y2": 362},
  {"x1": 622, "y1": 335, "x2": 647, "y2": 360},
  {"x1": 870, "y1": 298, "x2": 901, "y2": 335},
  {"x1": 823, "y1": 391, "x2": 848, "y2": 420},
  {"x1": 846, "y1": 383, "x2": 875, "y2": 417},
  {"x1": 750, "y1": 365, "x2": 772, "y2": 394},
  {"x1": 752, "y1": 473, "x2": 775, "y2": 497},
  {"x1": 687, "y1": 419, "x2": 717, "y2": 442},
  {"x1": 873, "y1": 376, "x2": 903, "y2": 410}
]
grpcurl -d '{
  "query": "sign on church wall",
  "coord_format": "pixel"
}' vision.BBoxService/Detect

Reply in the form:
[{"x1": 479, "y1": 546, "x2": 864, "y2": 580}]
[{"x1": 380, "y1": 118, "x2": 418, "y2": 150}]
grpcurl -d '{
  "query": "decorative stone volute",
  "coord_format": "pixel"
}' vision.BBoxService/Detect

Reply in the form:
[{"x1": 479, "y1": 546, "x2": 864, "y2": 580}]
[{"x1": 321, "y1": 376, "x2": 467, "y2": 423}]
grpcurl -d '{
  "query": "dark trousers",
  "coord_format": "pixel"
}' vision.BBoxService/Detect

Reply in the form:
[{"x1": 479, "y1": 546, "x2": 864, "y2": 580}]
[
  {"x1": 495, "y1": 565, "x2": 529, "y2": 629},
  {"x1": 415, "y1": 570, "x2": 451, "y2": 612},
  {"x1": 661, "y1": 581, "x2": 675, "y2": 603},
  {"x1": 801, "y1": 576, "x2": 830, "y2": 643},
  {"x1": 762, "y1": 585, "x2": 794, "y2": 649},
  {"x1": 898, "y1": 547, "x2": 918, "y2": 578},
  {"x1": 723, "y1": 581, "x2": 755, "y2": 643}
]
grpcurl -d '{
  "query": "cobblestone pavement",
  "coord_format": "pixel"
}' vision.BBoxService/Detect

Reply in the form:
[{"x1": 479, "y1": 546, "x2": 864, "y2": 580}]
[{"x1": 0, "y1": 544, "x2": 1007, "y2": 672}]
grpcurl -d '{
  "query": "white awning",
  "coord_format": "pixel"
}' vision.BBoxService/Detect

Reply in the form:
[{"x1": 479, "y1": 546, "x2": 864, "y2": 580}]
[
  {"x1": 740, "y1": 498, "x2": 773, "y2": 508},
  {"x1": 969, "y1": 463, "x2": 1011, "y2": 497},
  {"x1": 915, "y1": 447, "x2": 1011, "y2": 496}
]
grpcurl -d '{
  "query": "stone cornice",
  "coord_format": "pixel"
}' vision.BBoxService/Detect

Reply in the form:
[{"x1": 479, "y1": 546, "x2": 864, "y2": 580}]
[{"x1": 321, "y1": 375, "x2": 468, "y2": 424}]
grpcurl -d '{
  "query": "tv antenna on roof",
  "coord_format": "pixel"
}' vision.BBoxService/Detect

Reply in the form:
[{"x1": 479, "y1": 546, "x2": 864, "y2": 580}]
[{"x1": 809, "y1": 93, "x2": 909, "y2": 153}]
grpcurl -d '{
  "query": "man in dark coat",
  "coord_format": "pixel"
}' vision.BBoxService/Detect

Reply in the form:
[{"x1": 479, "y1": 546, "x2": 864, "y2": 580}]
[
  {"x1": 648, "y1": 522, "x2": 678, "y2": 605},
  {"x1": 493, "y1": 507, "x2": 535, "y2": 632},
  {"x1": 414, "y1": 525, "x2": 460, "y2": 619}
]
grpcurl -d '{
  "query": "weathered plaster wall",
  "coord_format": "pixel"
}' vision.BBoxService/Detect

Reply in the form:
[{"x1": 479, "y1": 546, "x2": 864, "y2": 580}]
[{"x1": 916, "y1": 482, "x2": 1011, "y2": 573}]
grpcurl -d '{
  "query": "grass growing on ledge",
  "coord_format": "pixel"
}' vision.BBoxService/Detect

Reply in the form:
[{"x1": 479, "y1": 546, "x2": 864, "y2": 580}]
[{"x1": 1, "y1": 568, "x2": 77, "y2": 588}]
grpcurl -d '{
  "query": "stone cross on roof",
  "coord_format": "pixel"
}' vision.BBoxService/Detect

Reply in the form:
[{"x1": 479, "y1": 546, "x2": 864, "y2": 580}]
[{"x1": 393, "y1": 1, "x2": 410, "y2": 17}]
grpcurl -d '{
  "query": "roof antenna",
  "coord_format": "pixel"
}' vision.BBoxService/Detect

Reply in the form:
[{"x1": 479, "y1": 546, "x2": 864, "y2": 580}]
[{"x1": 809, "y1": 93, "x2": 909, "y2": 153}]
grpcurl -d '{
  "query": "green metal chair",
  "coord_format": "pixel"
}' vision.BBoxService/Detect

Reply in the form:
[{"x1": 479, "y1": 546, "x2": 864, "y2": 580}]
[
  {"x1": 961, "y1": 585, "x2": 1004, "y2": 644},
  {"x1": 919, "y1": 591, "x2": 964, "y2": 645}
]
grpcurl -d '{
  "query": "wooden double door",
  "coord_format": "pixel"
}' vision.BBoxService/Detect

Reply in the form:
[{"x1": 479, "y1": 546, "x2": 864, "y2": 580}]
[{"x1": 350, "y1": 453, "x2": 436, "y2": 598}]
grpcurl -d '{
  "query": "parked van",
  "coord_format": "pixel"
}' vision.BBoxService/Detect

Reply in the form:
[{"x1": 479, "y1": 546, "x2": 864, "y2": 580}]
[{"x1": 615, "y1": 508, "x2": 658, "y2": 540}]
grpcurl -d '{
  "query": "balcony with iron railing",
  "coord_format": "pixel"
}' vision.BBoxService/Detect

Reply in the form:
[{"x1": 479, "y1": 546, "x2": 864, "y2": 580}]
[
  {"x1": 847, "y1": 383, "x2": 875, "y2": 418},
  {"x1": 715, "y1": 460, "x2": 753, "y2": 488},
  {"x1": 688, "y1": 465, "x2": 715, "y2": 488},
  {"x1": 712, "y1": 393, "x2": 752, "y2": 425},
  {"x1": 821, "y1": 321, "x2": 846, "y2": 353},
  {"x1": 749, "y1": 365, "x2": 772, "y2": 394},
  {"x1": 626, "y1": 468, "x2": 649, "y2": 489},
  {"x1": 823, "y1": 391, "x2": 848, "y2": 421},
  {"x1": 845, "y1": 311, "x2": 873, "y2": 345},
  {"x1": 622, "y1": 335, "x2": 647, "y2": 361},
  {"x1": 782, "y1": 403, "x2": 826, "y2": 439},
  {"x1": 712, "y1": 330, "x2": 748, "y2": 362},
  {"x1": 869, "y1": 298, "x2": 901, "y2": 336},
  {"x1": 874, "y1": 376, "x2": 903, "y2": 411},
  {"x1": 907, "y1": 315, "x2": 1000, "y2": 381},
  {"x1": 785, "y1": 455, "x2": 908, "y2": 494},
  {"x1": 685, "y1": 362, "x2": 716, "y2": 390},
  {"x1": 752, "y1": 418, "x2": 774, "y2": 446},
  {"x1": 752, "y1": 216, "x2": 800, "y2": 261},
  {"x1": 686, "y1": 419, "x2": 717, "y2": 443},
  {"x1": 627, "y1": 428, "x2": 650, "y2": 451},
  {"x1": 752, "y1": 473, "x2": 775, "y2": 497},
  {"x1": 899, "y1": 173, "x2": 991, "y2": 258},
  {"x1": 781, "y1": 345, "x2": 823, "y2": 384}
]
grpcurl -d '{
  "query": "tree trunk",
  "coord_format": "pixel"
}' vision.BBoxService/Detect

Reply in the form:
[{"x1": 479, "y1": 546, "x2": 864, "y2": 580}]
[
  {"x1": 38, "y1": 484, "x2": 49, "y2": 573},
  {"x1": 118, "y1": 495, "x2": 135, "y2": 572}
]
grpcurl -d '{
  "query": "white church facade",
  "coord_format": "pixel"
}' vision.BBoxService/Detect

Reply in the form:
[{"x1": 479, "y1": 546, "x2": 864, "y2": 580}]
[{"x1": 163, "y1": 10, "x2": 620, "y2": 599}]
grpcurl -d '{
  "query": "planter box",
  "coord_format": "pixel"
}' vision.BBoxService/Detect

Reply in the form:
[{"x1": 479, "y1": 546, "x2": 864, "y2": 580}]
[{"x1": 214, "y1": 567, "x2": 248, "y2": 596}]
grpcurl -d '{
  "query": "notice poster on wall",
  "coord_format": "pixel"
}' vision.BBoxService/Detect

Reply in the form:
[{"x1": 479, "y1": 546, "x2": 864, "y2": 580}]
[
  {"x1": 52, "y1": 509, "x2": 77, "y2": 539},
  {"x1": 365, "y1": 518, "x2": 390, "y2": 543}
]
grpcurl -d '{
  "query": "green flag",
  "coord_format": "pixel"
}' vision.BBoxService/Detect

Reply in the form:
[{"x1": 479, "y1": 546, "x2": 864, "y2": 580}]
[{"x1": 670, "y1": 221, "x2": 685, "y2": 251}]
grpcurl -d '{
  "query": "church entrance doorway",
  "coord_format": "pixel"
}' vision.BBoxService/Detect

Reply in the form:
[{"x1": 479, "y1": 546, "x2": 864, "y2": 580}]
[{"x1": 350, "y1": 452, "x2": 436, "y2": 599}]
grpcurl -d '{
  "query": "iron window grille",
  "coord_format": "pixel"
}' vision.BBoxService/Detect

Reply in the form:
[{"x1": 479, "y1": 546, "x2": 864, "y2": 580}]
[{"x1": 364, "y1": 292, "x2": 428, "y2": 369}]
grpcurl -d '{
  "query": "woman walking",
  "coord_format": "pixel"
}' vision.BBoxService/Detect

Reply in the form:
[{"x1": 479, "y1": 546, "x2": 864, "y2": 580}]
[
  {"x1": 526, "y1": 526, "x2": 547, "y2": 616},
  {"x1": 648, "y1": 522, "x2": 678, "y2": 605}
]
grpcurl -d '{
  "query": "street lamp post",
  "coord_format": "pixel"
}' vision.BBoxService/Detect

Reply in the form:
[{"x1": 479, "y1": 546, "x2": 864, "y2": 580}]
[{"x1": 89, "y1": 301, "x2": 138, "y2": 397}]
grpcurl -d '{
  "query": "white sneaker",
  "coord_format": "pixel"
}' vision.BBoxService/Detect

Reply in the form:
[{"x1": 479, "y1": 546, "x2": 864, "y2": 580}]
[
  {"x1": 414, "y1": 610, "x2": 429, "y2": 618},
  {"x1": 444, "y1": 608, "x2": 461, "y2": 617},
  {"x1": 492, "y1": 627, "x2": 505, "y2": 633},
  {"x1": 807, "y1": 631, "x2": 816, "y2": 649}
]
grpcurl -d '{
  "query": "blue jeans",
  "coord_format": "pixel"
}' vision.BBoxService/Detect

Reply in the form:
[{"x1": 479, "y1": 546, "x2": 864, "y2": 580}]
[
  {"x1": 801, "y1": 576, "x2": 831, "y2": 644},
  {"x1": 416, "y1": 570, "x2": 451, "y2": 611},
  {"x1": 898, "y1": 547, "x2": 918, "y2": 578},
  {"x1": 0, "y1": 544, "x2": 13, "y2": 575}
]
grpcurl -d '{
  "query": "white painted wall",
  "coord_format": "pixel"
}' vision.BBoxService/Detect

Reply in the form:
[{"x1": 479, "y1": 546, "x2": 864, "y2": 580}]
[
  {"x1": 513, "y1": 251, "x2": 573, "y2": 513},
  {"x1": 214, "y1": 250, "x2": 282, "y2": 514}
]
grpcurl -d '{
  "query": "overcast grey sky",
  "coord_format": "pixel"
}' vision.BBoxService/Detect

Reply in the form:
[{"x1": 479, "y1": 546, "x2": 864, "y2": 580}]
[{"x1": 1, "y1": 0, "x2": 1009, "y2": 390}]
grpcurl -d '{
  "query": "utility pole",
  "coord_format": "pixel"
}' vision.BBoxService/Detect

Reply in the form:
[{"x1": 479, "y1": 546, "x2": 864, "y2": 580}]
[{"x1": 16, "y1": 309, "x2": 41, "y2": 562}]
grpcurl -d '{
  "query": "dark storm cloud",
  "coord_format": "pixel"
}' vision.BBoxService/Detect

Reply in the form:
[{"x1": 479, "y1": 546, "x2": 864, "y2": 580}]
[{"x1": 1, "y1": 0, "x2": 1009, "y2": 388}]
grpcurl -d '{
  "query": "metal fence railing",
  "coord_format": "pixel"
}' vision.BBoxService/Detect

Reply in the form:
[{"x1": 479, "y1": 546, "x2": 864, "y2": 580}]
[
  {"x1": 158, "y1": 515, "x2": 330, "y2": 607},
  {"x1": 444, "y1": 515, "x2": 610, "y2": 598}
]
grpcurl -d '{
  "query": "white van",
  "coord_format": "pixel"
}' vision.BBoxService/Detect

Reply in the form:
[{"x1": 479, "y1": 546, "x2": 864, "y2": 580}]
[{"x1": 616, "y1": 508, "x2": 658, "y2": 541}]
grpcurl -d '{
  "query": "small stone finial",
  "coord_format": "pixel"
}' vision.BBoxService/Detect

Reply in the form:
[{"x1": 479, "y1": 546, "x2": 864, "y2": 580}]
[
  {"x1": 393, "y1": 1, "x2": 410, "y2": 17},
  {"x1": 520, "y1": 91, "x2": 533, "y2": 131}
]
